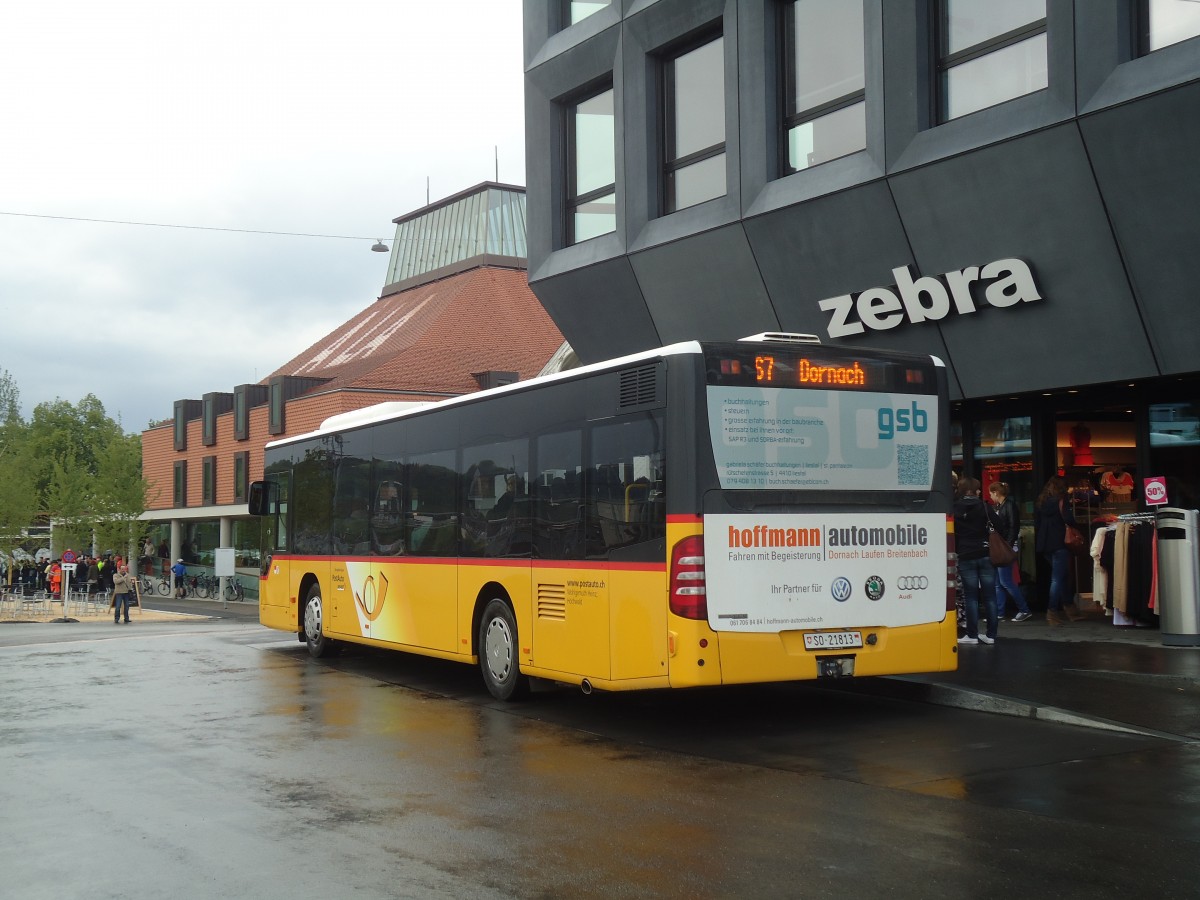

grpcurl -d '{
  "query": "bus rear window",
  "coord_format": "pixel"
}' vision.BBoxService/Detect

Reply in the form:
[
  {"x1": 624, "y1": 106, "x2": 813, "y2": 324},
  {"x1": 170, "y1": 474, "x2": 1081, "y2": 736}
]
[{"x1": 706, "y1": 384, "x2": 938, "y2": 492}]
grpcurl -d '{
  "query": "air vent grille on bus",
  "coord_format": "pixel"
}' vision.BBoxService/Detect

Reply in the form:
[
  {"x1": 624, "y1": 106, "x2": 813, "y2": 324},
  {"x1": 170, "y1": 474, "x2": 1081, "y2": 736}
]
[
  {"x1": 619, "y1": 365, "x2": 659, "y2": 408},
  {"x1": 739, "y1": 332, "x2": 822, "y2": 345},
  {"x1": 537, "y1": 584, "x2": 567, "y2": 620}
]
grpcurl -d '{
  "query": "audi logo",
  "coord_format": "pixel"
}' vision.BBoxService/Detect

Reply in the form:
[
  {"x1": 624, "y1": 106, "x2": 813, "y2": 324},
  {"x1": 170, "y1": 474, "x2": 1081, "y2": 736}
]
[{"x1": 897, "y1": 576, "x2": 929, "y2": 591}]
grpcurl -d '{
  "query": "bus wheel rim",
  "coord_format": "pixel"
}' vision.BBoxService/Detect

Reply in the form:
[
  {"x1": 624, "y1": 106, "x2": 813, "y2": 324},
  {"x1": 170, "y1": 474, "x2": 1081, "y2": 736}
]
[
  {"x1": 484, "y1": 617, "x2": 513, "y2": 681},
  {"x1": 304, "y1": 596, "x2": 322, "y2": 641}
]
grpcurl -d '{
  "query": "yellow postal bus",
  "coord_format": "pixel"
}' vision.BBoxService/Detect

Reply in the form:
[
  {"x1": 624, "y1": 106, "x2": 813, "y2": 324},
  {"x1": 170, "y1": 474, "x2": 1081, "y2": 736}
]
[{"x1": 250, "y1": 334, "x2": 957, "y2": 700}]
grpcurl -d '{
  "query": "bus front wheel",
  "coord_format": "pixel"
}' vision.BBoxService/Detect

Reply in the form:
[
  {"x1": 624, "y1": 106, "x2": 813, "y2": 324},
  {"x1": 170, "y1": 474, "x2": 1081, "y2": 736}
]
[
  {"x1": 479, "y1": 598, "x2": 528, "y2": 701},
  {"x1": 303, "y1": 584, "x2": 333, "y2": 658}
]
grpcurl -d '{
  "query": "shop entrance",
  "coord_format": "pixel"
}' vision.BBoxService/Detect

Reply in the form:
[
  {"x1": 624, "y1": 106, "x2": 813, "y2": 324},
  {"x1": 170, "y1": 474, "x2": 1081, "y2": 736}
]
[{"x1": 1054, "y1": 405, "x2": 1137, "y2": 606}]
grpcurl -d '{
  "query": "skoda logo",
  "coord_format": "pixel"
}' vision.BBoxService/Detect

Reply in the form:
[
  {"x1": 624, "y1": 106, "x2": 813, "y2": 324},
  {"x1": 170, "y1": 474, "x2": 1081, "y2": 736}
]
[
  {"x1": 865, "y1": 576, "x2": 885, "y2": 601},
  {"x1": 897, "y1": 576, "x2": 930, "y2": 591},
  {"x1": 831, "y1": 577, "x2": 852, "y2": 602}
]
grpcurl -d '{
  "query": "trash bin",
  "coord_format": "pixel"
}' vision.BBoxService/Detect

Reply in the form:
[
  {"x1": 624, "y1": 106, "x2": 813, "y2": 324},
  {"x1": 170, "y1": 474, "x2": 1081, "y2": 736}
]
[{"x1": 1155, "y1": 508, "x2": 1200, "y2": 647}]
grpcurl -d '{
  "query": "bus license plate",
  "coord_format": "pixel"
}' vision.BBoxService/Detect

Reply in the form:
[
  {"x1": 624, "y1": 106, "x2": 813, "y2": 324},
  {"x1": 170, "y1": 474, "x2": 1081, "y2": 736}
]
[{"x1": 803, "y1": 631, "x2": 863, "y2": 651}]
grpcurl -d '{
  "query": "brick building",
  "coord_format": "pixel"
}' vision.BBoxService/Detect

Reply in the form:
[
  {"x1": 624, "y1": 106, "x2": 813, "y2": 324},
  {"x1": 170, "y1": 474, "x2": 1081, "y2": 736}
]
[{"x1": 139, "y1": 184, "x2": 564, "y2": 591}]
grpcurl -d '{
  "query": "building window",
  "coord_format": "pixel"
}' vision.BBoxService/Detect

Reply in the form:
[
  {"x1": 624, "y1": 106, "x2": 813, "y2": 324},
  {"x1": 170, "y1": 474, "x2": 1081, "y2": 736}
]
[
  {"x1": 234, "y1": 387, "x2": 249, "y2": 441},
  {"x1": 563, "y1": 0, "x2": 611, "y2": 28},
  {"x1": 202, "y1": 397, "x2": 217, "y2": 446},
  {"x1": 202, "y1": 456, "x2": 217, "y2": 506},
  {"x1": 567, "y1": 85, "x2": 616, "y2": 244},
  {"x1": 269, "y1": 379, "x2": 285, "y2": 435},
  {"x1": 173, "y1": 401, "x2": 188, "y2": 452},
  {"x1": 174, "y1": 460, "x2": 188, "y2": 508},
  {"x1": 937, "y1": 0, "x2": 1047, "y2": 122},
  {"x1": 234, "y1": 451, "x2": 249, "y2": 503},
  {"x1": 1139, "y1": 0, "x2": 1200, "y2": 52},
  {"x1": 782, "y1": 0, "x2": 866, "y2": 174},
  {"x1": 663, "y1": 33, "x2": 726, "y2": 214}
]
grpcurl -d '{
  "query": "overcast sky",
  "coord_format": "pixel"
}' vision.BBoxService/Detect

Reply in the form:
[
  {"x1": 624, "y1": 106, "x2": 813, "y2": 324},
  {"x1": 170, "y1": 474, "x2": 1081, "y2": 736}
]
[{"x1": 0, "y1": 0, "x2": 525, "y2": 433}]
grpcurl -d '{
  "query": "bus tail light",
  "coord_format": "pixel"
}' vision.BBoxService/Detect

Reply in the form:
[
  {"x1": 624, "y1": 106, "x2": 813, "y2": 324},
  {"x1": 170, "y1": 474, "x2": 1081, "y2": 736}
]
[
  {"x1": 946, "y1": 514, "x2": 957, "y2": 612},
  {"x1": 670, "y1": 535, "x2": 707, "y2": 620}
]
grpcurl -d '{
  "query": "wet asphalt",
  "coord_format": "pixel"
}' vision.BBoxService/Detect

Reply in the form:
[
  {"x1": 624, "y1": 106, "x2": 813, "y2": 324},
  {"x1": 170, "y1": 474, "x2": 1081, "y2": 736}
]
[
  {"x1": 14, "y1": 592, "x2": 1200, "y2": 740},
  {"x1": 1, "y1": 599, "x2": 1198, "y2": 897}
]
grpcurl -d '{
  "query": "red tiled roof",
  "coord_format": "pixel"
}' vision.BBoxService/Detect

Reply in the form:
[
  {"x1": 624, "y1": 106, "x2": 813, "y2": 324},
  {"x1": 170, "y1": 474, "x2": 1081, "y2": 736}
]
[{"x1": 267, "y1": 267, "x2": 564, "y2": 394}]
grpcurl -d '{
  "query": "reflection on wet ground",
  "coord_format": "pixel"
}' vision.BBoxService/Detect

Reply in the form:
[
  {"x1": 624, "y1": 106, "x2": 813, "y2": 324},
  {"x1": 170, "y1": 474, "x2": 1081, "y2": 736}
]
[{"x1": 0, "y1": 621, "x2": 1197, "y2": 898}]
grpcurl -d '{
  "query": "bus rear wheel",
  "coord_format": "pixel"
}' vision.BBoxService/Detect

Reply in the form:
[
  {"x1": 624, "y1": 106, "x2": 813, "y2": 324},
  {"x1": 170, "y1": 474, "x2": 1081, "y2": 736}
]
[
  {"x1": 479, "y1": 598, "x2": 528, "y2": 701},
  {"x1": 303, "y1": 584, "x2": 333, "y2": 658}
]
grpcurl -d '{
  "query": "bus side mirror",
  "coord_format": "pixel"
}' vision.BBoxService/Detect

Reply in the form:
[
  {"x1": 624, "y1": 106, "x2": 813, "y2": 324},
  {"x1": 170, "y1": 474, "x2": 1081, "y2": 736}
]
[{"x1": 248, "y1": 481, "x2": 270, "y2": 516}]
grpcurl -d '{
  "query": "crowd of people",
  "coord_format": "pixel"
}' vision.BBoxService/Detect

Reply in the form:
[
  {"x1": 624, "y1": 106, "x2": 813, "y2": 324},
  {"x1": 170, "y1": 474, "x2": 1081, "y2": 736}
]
[
  {"x1": 954, "y1": 472, "x2": 1088, "y2": 646},
  {"x1": 3, "y1": 550, "x2": 129, "y2": 598}
]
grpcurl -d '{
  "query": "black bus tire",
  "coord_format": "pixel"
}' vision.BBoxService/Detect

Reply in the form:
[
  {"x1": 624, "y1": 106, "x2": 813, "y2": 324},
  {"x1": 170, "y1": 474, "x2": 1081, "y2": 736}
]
[{"x1": 478, "y1": 598, "x2": 529, "y2": 701}]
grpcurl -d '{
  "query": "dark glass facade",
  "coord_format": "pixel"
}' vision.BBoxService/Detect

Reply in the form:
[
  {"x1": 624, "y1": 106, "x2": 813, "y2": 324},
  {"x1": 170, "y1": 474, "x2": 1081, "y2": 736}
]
[{"x1": 523, "y1": 0, "x2": 1200, "y2": 514}]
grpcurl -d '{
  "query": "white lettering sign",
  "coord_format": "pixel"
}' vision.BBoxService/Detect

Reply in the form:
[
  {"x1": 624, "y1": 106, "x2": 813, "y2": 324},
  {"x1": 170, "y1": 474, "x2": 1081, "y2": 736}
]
[{"x1": 819, "y1": 258, "x2": 1041, "y2": 339}]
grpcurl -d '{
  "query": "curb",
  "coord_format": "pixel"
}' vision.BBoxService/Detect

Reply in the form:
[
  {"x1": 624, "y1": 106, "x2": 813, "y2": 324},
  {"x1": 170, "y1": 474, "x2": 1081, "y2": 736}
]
[{"x1": 823, "y1": 675, "x2": 1193, "y2": 743}]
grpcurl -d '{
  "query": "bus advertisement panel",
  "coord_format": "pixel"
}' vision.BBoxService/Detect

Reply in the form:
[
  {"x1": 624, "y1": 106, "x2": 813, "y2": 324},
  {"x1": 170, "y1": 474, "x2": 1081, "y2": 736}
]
[{"x1": 705, "y1": 512, "x2": 948, "y2": 631}]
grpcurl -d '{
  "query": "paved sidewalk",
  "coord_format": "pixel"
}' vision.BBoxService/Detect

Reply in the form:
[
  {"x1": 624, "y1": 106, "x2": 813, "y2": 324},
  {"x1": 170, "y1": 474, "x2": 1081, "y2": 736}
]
[
  {"x1": 0, "y1": 603, "x2": 204, "y2": 624},
  {"x1": 878, "y1": 604, "x2": 1200, "y2": 740}
]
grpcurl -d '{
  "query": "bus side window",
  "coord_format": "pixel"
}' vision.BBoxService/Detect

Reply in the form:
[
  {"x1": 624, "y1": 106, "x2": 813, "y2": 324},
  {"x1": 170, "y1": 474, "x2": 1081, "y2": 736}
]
[
  {"x1": 460, "y1": 438, "x2": 531, "y2": 558},
  {"x1": 291, "y1": 442, "x2": 334, "y2": 555},
  {"x1": 332, "y1": 447, "x2": 371, "y2": 556},
  {"x1": 371, "y1": 472, "x2": 406, "y2": 556},
  {"x1": 407, "y1": 450, "x2": 458, "y2": 556},
  {"x1": 534, "y1": 430, "x2": 584, "y2": 560},
  {"x1": 586, "y1": 414, "x2": 666, "y2": 557}
]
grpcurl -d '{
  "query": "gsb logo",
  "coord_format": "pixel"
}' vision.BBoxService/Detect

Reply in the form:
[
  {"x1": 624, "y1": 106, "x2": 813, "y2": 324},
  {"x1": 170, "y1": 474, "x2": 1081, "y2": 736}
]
[{"x1": 878, "y1": 401, "x2": 929, "y2": 440}]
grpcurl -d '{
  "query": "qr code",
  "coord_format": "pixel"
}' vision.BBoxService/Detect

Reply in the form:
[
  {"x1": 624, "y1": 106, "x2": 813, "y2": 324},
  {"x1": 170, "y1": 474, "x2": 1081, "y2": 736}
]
[{"x1": 897, "y1": 444, "x2": 930, "y2": 486}]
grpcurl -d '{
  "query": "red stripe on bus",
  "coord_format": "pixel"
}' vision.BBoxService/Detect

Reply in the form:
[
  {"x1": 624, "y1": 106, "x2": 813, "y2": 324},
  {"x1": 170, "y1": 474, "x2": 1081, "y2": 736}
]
[{"x1": 271, "y1": 554, "x2": 665, "y2": 573}]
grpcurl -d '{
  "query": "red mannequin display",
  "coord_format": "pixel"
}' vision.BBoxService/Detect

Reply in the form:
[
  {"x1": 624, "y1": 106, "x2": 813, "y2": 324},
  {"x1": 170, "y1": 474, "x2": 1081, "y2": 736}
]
[
  {"x1": 1069, "y1": 422, "x2": 1094, "y2": 466},
  {"x1": 1101, "y1": 467, "x2": 1134, "y2": 502}
]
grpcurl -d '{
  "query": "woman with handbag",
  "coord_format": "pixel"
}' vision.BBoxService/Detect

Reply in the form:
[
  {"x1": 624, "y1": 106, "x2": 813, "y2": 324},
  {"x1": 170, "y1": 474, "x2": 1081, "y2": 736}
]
[
  {"x1": 954, "y1": 476, "x2": 998, "y2": 645},
  {"x1": 1033, "y1": 476, "x2": 1086, "y2": 625},
  {"x1": 989, "y1": 482, "x2": 1032, "y2": 622}
]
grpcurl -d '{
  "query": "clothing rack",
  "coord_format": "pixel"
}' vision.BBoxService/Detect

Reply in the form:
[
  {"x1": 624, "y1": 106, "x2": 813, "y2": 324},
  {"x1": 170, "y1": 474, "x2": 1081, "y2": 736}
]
[
  {"x1": 1116, "y1": 512, "x2": 1155, "y2": 523},
  {"x1": 1098, "y1": 514, "x2": 1159, "y2": 625}
]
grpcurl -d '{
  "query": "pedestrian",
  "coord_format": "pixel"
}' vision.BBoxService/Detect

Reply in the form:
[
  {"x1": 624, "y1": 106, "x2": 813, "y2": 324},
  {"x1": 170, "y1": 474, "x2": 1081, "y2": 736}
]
[
  {"x1": 1033, "y1": 476, "x2": 1086, "y2": 625},
  {"x1": 48, "y1": 560, "x2": 63, "y2": 599},
  {"x1": 172, "y1": 558, "x2": 187, "y2": 598},
  {"x1": 100, "y1": 553, "x2": 117, "y2": 594},
  {"x1": 954, "y1": 475, "x2": 997, "y2": 645},
  {"x1": 111, "y1": 564, "x2": 135, "y2": 624},
  {"x1": 990, "y1": 482, "x2": 1032, "y2": 622},
  {"x1": 87, "y1": 556, "x2": 100, "y2": 594}
]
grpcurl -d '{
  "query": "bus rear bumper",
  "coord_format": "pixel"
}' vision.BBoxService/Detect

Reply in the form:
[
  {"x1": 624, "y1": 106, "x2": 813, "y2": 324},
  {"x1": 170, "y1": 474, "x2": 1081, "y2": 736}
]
[{"x1": 702, "y1": 617, "x2": 959, "y2": 686}]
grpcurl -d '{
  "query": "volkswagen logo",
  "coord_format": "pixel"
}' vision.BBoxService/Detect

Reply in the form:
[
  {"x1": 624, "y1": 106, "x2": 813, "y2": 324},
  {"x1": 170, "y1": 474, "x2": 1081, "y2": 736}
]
[
  {"x1": 831, "y1": 577, "x2": 852, "y2": 602},
  {"x1": 896, "y1": 576, "x2": 929, "y2": 591}
]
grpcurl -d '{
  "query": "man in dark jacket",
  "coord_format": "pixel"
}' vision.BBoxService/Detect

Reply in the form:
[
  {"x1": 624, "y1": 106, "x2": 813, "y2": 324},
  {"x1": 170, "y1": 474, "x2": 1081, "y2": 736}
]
[{"x1": 954, "y1": 476, "x2": 998, "y2": 645}]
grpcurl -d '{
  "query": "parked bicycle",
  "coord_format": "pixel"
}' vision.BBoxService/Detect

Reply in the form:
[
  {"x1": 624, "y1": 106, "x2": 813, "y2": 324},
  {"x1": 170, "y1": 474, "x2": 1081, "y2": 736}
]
[
  {"x1": 224, "y1": 578, "x2": 245, "y2": 602},
  {"x1": 141, "y1": 574, "x2": 171, "y2": 597}
]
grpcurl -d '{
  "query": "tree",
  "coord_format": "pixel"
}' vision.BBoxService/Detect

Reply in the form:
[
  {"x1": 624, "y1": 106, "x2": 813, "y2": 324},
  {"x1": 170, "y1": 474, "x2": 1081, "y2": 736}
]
[
  {"x1": 92, "y1": 433, "x2": 149, "y2": 557},
  {"x1": 0, "y1": 370, "x2": 36, "y2": 566},
  {"x1": 44, "y1": 452, "x2": 95, "y2": 553},
  {"x1": 0, "y1": 376, "x2": 147, "y2": 560},
  {"x1": 26, "y1": 395, "x2": 125, "y2": 506}
]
